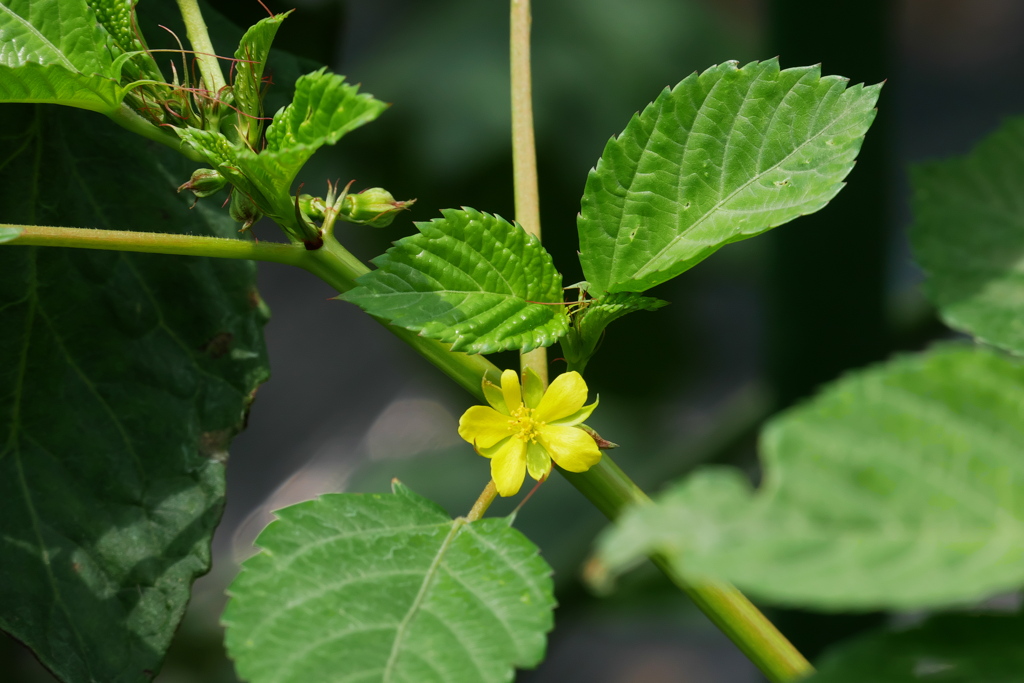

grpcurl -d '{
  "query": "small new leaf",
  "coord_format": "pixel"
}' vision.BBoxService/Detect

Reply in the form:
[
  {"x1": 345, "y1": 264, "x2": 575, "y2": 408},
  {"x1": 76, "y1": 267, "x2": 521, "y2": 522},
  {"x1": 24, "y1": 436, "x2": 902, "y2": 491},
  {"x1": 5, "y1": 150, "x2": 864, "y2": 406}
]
[
  {"x1": 578, "y1": 58, "x2": 881, "y2": 294},
  {"x1": 262, "y1": 67, "x2": 388, "y2": 184},
  {"x1": 343, "y1": 208, "x2": 569, "y2": 354},
  {"x1": 561, "y1": 292, "x2": 668, "y2": 372},
  {"x1": 176, "y1": 69, "x2": 387, "y2": 238},
  {"x1": 224, "y1": 483, "x2": 555, "y2": 683},
  {"x1": 592, "y1": 346, "x2": 1024, "y2": 610},
  {"x1": 233, "y1": 11, "x2": 291, "y2": 146},
  {"x1": 911, "y1": 116, "x2": 1024, "y2": 356}
]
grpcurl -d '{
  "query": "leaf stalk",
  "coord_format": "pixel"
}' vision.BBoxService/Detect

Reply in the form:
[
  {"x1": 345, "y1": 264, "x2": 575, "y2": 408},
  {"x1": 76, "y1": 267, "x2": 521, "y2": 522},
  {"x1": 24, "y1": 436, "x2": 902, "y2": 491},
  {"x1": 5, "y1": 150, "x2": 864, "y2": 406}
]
[
  {"x1": 175, "y1": 0, "x2": 227, "y2": 95},
  {"x1": 107, "y1": 102, "x2": 205, "y2": 162}
]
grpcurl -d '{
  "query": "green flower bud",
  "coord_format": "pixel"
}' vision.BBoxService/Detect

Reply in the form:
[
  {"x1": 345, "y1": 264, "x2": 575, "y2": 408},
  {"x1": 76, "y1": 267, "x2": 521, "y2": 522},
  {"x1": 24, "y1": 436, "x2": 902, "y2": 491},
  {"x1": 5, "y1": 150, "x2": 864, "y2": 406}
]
[
  {"x1": 229, "y1": 191, "x2": 263, "y2": 232},
  {"x1": 341, "y1": 187, "x2": 414, "y2": 228},
  {"x1": 298, "y1": 194, "x2": 328, "y2": 222},
  {"x1": 177, "y1": 168, "x2": 227, "y2": 198}
]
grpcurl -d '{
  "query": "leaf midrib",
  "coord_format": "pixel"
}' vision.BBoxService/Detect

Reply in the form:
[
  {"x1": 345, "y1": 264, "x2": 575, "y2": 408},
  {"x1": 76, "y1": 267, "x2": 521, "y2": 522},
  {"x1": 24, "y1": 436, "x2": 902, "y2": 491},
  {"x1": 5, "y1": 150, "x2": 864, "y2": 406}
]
[
  {"x1": 382, "y1": 517, "x2": 466, "y2": 681},
  {"x1": 601, "y1": 76, "x2": 862, "y2": 291},
  {"x1": 630, "y1": 80, "x2": 841, "y2": 281}
]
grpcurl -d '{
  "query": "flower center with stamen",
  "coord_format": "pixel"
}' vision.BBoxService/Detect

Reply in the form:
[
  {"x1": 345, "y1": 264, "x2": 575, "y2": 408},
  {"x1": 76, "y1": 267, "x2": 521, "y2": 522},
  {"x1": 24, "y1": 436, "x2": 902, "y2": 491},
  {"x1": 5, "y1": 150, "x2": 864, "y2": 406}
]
[{"x1": 509, "y1": 405, "x2": 544, "y2": 443}]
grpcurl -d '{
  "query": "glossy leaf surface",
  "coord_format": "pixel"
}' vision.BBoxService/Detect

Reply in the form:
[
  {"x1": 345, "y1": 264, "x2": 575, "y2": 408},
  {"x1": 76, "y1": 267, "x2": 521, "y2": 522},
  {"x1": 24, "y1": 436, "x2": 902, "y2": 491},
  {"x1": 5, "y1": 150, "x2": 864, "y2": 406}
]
[
  {"x1": 0, "y1": 105, "x2": 269, "y2": 682},
  {"x1": 343, "y1": 208, "x2": 568, "y2": 354},
  {"x1": 578, "y1": 59, "x2": 880, "y2": 294},
  {"x1": 912, "y1": 116, "x2": 1024, "y2": 356},
  {"x1": 0, "y1": 0, "x2": 122, "y2": 111},
  {"x1": 593, "y1": 346, "x2": 1024, "y2": 610},
  {"x1": 224, "y1": 483, "x2": 555, "y2": 683}
]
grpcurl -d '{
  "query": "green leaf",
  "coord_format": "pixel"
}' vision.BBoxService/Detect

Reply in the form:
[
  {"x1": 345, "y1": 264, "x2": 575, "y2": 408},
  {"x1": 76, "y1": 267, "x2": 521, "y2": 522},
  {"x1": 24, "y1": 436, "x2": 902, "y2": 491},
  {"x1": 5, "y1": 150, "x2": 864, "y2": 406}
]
[
  {"x1": 232, "y1": 11, "x2": 291, "y2": 145},
  {"x1": 560, "y1": 291, "x2": 668, "y2": 371},
  {"x1": 176, "y1": 68, "x2": 387, "y2": 229},
  {"x1": 578, "y1": 59, "x2": 881, "y2": 294},
  {"x1": 592, "y1": 345, "x2": 1024, "y2": 610},
  {"x1": 265, "y1": 66, "x2": 386, "y2": 155},
  {"x1": 343, "y1": 208, "x2": 569, "y2": 354},
  {"x1": 911, "y1": 117, "x2": 1024, "y2": 356},
  {"x1": 224, "y1": 482, "x2": 555, "y2": 683},
  {"x1": 809, "y1": 613, "x2": 1024, "y2": 682},
  {"x1": 0, "y1": 0, "x2": 123, "y2": 112},
  {"x1": 0, "y1": 104, "x2": 270, "y2": 682}
]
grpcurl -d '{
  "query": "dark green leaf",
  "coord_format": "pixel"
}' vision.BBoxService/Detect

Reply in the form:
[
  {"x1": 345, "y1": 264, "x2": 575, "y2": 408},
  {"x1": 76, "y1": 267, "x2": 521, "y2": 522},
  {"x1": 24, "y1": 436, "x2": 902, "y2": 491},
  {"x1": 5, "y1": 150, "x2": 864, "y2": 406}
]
[
  {"x1": 810, "y1": 612, "x2": 1024, "y2": 682},
  {"x1": 343, "y1": 208, "x2": 569, "y2": 354},
  {"x1": 0, "y1": 104, "x2": 269, "y2": 682},
  {"x1": 592, "y1": 346, "x2": 1024, "y2": 610},
  {"x1": 911, "y1": 117, "x2": 1024, "y2": 355},
  {"x1": 0, "y1": 0, "x2": 123, "y2": 111},
  {"x1": 224, "y1": 482, "x2": 555, "y2": 683},
  {"x1": 578, "y1": 58, "x2": 881, "y2": 294}
]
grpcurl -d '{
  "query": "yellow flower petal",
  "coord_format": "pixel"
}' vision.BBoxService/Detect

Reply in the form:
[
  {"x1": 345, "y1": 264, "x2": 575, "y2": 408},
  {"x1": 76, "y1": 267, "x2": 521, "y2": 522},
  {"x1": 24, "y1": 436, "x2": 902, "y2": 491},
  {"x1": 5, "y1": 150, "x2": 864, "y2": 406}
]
[
  {"x1": 489, "y1": 438, "x2": 527, "y2": 497},
  {"x1": 525, "y1": 441, "x2": 551, "y2": 482},
  {"x1": 500, "y1": 369, "x2": 523, "y2": 412},
  {"x1": 538, "y1": 424, "x2": 602, "y2": 473},
  {"x1": 458, "y1": 405, "x2": 514, "y2": 449},
  {"x1": 534, "y1": 371, "x2": 588, "y2": 423}
]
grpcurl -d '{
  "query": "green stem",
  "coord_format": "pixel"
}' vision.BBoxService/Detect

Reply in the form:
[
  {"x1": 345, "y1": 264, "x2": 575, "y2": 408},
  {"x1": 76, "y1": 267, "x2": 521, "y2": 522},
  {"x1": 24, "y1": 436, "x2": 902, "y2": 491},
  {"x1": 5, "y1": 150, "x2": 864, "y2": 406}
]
[
  {"x1": 2, "y1": 224, "x2": 307, "y2": 265},
  {"x1": 175, "y1": 0, "x2": 227, "y2": 94},
  {"x1": 510, "y1": 0, "x2": 549, "y2": 387},
  {"x1": 660, "y1": 569, "x2": 813, "y2": 683},
  {"x1": 107, "y1": 103, "x2": 205, "y2": 163},
  {"x1": 466, "y1": 480, "x2": 498, "y2": 522},
  {"x1": 301, "y1": 236, "x2": 503, "y2": 396},
  {"x1": 563, "y1": 457, "x2": 811, "y2": 682}
]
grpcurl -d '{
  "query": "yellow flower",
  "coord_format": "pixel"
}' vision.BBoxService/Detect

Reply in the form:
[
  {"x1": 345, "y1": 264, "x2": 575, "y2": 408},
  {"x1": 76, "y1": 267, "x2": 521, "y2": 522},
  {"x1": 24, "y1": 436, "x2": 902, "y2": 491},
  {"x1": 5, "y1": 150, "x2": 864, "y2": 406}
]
[{"x1": 458, "y1": 368, "x2": 602, "y2": 497}]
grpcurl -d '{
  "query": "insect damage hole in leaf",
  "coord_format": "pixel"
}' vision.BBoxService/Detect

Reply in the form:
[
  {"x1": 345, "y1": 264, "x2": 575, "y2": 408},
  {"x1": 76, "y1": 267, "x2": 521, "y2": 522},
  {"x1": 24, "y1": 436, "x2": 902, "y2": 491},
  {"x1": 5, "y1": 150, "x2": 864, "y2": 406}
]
[{"x1": 577, "y1": 58, "x2": 881, "y2": 295}]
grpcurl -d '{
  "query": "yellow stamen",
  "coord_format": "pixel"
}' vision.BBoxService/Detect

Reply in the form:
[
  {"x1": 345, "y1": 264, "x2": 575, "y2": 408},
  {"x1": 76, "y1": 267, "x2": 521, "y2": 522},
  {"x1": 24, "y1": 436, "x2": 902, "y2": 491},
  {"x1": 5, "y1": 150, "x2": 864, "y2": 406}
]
[{"x1": 508, "y1": 405, "x2": 545, "y2": 443}]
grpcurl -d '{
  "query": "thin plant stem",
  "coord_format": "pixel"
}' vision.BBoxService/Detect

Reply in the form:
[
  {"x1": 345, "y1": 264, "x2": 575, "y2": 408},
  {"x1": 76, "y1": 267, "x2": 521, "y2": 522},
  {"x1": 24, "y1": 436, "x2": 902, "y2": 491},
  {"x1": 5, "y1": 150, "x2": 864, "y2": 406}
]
[
  {"x1": 3, "y1": 224, "x2": 307, "y2": 265},
  {"x1": 466, "y1": 481, "x2": 499, "y2": 522},
  {"x1": 175, "y1": 0, "x2": 227, "y2": 94},
  {"x1": 655, "y1": 565, "x2": 814, "y2": 683},
  {"x1": 562, "y1": 459, "x2": 812, "y2": 682},
  {"x1": 510, "y1": 0, "x2": 548, "y2": 387}
]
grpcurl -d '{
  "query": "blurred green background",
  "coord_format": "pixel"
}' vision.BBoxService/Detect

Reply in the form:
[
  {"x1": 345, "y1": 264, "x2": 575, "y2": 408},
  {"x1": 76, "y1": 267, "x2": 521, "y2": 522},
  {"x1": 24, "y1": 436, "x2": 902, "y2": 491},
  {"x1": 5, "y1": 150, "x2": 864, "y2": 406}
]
[{"x1": 5, "y1": 0, "x2": 1024, "y2": 681}]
